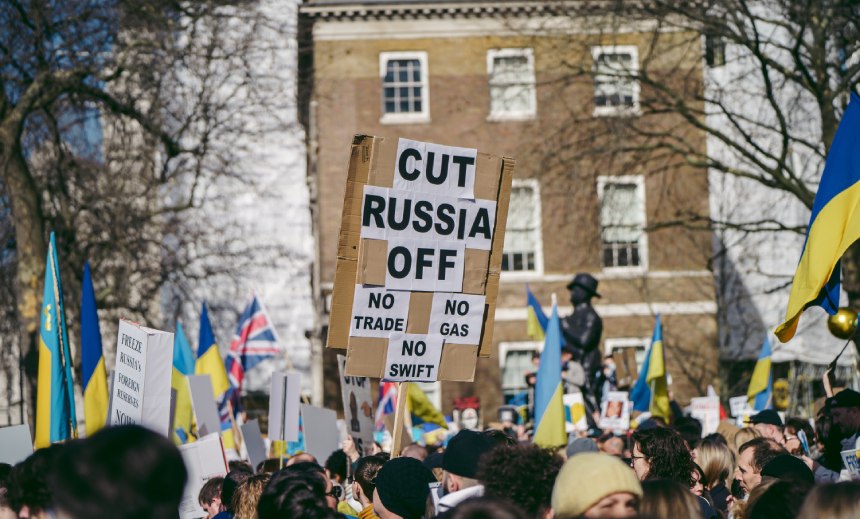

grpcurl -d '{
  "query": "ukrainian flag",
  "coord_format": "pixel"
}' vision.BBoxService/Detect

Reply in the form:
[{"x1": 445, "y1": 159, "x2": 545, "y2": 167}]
[
  {"x1": 195, "y1": 302, "x2": 235, "y2": 448},
  {"x1": 631, "y1": 315, "x2": 670, "y2": 422},
  {"x1": 526, "y1": 285, "x2": 548, "y2": 341},
  {"x1": 172, "y1": 321, "x2": 195, "y2": 444},
  {"x1": 35, "y1": 232, "x2": 77, "y2": 448},
  {"x1": 407, "y1": 382, "x2": 447, "y2": 429},
  {"x1": 533, "y1": 304, "x2": 567, "y2": 447},
  {"x1": 776, "y1": 93, "x2": 860, "y2": 342},
  {"x1": 81, "y1": 262, "x2": 108, "y2": 437},
  {"x1": 747, "y1": 335, "x2": 772, "y2": 411}
]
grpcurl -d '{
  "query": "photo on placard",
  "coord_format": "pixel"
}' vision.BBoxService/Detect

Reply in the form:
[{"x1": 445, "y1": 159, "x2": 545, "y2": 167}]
[{"x1": 598, "y1": 391, "x2": 630, "y2": 432}]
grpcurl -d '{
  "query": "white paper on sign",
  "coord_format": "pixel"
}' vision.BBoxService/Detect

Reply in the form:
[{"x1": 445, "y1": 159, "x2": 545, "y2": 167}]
[
  {"x1": 841, "y1": 449, "x2": 860, "y2": 477},
  {"x1": 187, "y1": 375, "x2": 222, "y2": 437},
  {"x1": 0, "y1": 425, "x2": 33, "y2": 465},
  {"x1": 690, "y1": 396, "x2": 721, "y2": 436},
  {"x1": 110, "y1": 320, "x2": 149, "y2": 427},
  {"x1": 337, "y1": 355, "x2": 375, "y2": 457},
  {"x1": 428, "y1": 293, "x2": 486, "y2": 345},
  {"x1": 268, "y1": 372, "x2": 301, "y2": 442},
  {"x1": 563, "y1": 393, "x2": 588, "y2": 433},
  {"x1": 301, "y1": 405, "x2": 340, "y2": 465},
  {"x1": 240, "y1": 420, "x2": 267, "y2": 473},
  {"x1": 393, "y1": 139, "x2": 478, "y2": 199},
  {"x1": 178, "y1": 433, "x2": 228, "y2": 519},
  {"x1": 383, "y1": 333, "x2": 444, "y2": 383},
  {"x1": 349, "y1": 285, "x2": 411, "y2": 338},
  {"x1": 384, "y1": 237, "x2": 465, "y2": 292},
  {"x1": 360, "y1": 185, "x2": 390, "y2": 241},
  {"x1": 729, "y1": 395, "x2": 750, "y2": 418}
]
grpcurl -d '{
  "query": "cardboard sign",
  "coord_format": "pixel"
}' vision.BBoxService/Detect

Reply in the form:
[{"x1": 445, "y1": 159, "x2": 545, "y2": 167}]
[
  {"x1": 337, "y1": 355, "x2": 374, "y2": 457},
  {"x1": 109, "y1": 320, "x2": 173, "y2": 436},
  {"x1": 178, "y1": 433, "x2": 228, "y2": 519},
  {"x1": 598, "y1": 391, "x2": 630, "y2": 432},
  {"x1": 690, "y1": 396, "x2": 721, "y2": 436},
  {"x1": 383, "y1": 333, "x2": 444, "y2": 383},
  {"x1": 240, "y1": 419, "x2": 267, "y2": 473},
  {"x1": 187, "y1": 375, "x2": 222, "y2": 437},
  {"x1": 0, "y1": 425, "x2": 33, "y2": 464},
  {"x1": 612, "y1": 349, "x2": 638, "y2": 389},
  {"x1": 729, "y1": 395, "x2": 750, "y2": 418},
  {"x1": 564, "y1": 393, "x2": 588, "y2": 433},
  {"x1": 301, "y1": 405, "x2": 339, "y2": 464},
  {"x1": 841, "y1": 449, "x2": 860, "y2": 477},
  {"x1": 328, "y1": 135, "x2": 514, "y2": 383},
  {"x1": 268, "y1": 372, "x2": 301, "y2": 442}
]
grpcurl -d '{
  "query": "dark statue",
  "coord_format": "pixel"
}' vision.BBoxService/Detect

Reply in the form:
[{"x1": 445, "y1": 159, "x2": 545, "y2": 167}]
[{"x1": 561, "y1": 273, "x2": 603, "y2": 400}]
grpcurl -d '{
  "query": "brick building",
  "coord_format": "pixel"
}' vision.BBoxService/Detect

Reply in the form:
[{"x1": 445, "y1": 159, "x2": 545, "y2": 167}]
[{"x1": 299, "y1": 0, "x2": 718, "y2": 419}]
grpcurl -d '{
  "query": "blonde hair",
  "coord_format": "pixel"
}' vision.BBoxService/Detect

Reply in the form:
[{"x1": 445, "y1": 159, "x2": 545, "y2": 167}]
[
  {"x1": 732, "y1": 427, "x2": 761, "y2": 457},
  {"x1": 232, "y1": 473, "x2": 270, "y2": 519},
  {"x1": 797, "y1": 481, "x2": 860, "y2": 519},
  {"x1": 640, "y1": 479, "x2": 700, "y2": 519},
  {"x1": 731, "y1": 477, "x2": 776, "y2": 519},
  {"x1": 696, "y1": 441, "x2": 735, "y2": 490}
]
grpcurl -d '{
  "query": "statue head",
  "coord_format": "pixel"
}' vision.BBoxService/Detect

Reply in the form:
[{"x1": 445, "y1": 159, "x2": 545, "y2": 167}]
[{"x1": 567, "y1": 273, "x2": 600, "y2": 305}]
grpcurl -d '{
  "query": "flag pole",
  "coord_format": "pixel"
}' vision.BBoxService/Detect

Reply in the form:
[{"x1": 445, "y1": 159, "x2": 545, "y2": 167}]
[
  {"x1": 391, "y1": 382, "x2": 410, "y2": 457},
  {"x1": 226, "y1": 400, "x2": 244, "y2": 456}
]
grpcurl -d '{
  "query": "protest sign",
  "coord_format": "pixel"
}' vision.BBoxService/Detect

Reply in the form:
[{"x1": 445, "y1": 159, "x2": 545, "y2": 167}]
[
  {"x1": 0, "y1": 425, "x2": 33, "y2": 465},
  {"x1": 178, "y1": 433, "x2": 228, "y2": 519},
  {"x1": 301, "y1": 405, "x2": 339, "y2": 464},
  {"x1": 328, "y1": 135, "x2": 514, "y2": 383},
  {"x1": 599, "y1": 391, "x2": 630, "y2": 432},
  {"x1": 841, "y1": 449, "x2": 860, "y2": 477},
  {"x1": 268, "y1": 372, "x2": 301, "y2": 442},
  {"x1": 187, "y1": 375, "x2": 222, "y2": 437},
  {"x1": 690, "y1": 396, "x2": 721, "y2": 436},
  {"x1": 563, "y1": 393, "x2": 588, "y2": 433},
  {"x1": 383, "y1": 333, "x2": 444, "y2": 383},
  {"x1": 612, "y1": 349, "x2": 638, "y2": 389},
  {"x1": 337, "y1": 355, "x2": 374, "y2": 456},
  {"x1": 729, "y1": 395, "x2": 750, "y2": 418},
  {"x1": 109, "y1": 320, "x2": 173, "y2": 436},
  {"x1": 240, "y1": 419, "x2": 267, "y2": 473}
]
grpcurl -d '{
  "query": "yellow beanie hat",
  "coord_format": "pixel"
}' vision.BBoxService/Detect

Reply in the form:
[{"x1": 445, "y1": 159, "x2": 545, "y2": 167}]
[{"x1": 551, "y1": 452, "x2": 643, "y2": 518}]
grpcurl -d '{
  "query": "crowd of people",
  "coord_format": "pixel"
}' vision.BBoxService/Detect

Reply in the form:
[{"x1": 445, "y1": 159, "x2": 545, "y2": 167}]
[{"x1": 3, "y1": 388, "x2": 860, "y2": 519}]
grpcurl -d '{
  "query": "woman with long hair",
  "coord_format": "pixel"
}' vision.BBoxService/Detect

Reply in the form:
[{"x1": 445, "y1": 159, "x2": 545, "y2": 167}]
[
  {"x1": 233, "y1": 473, "x2": 271, "y2": 519},
  {"x1": 639, "y1": 480, "x2": 701, "y2": 519},
  {"x1": 695, "y1": 439, "x2": 735, "y2": 514}
]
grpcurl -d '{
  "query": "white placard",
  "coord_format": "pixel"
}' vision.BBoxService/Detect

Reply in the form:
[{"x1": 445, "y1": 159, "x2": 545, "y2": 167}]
[
  {"x1": 111, "y1": 321, "x2": 148, "y2": 426},
  {"x1": 383, "y1": 333, "x2": 444, "y2": 383},
  {"x1": 0, "y1": 425, "x2": 33, "y2": 465},
  {"x1": 384, "y1": 237, "x2": 465, "y2": 292},
  {"x1": 392, "y1": 138, "x2": 477, "y2": 199},
  {"x1": 729, "y1": 395, "x2": 750, "y2": 418},
  {"x1": 240, "y1": 420, "x2": 267, "y2": 473},
  {"x1": 337, "y1": 355, "x2": 375, "y2": 456},
  {"x1": 841, "y1": 449, "x2": 860, "y2": 477},
  {"x1": 564, "y1": 393, "x2": 588, "y2": 433},
  {"x1": 178, "y1": 433, "x2": 228, "y2": 519},
  {"x1": 428, "y1": 293, "x2": 486, "y2": 345},
  {"x1": 187, "y1": 375, "x2": 222, "y2": 437},
  {"x1": 268, "y1": 372, "x2": 301, "y2": 442},
  {"x1": 301, "y1": 405, "x2": 340, "y2": 465},
  {"x1": 598, "y1": 391, "x2": 630, "y2": 432},
  {"x1": 360, "y1": 186, "x2": 496, "y2": 250},
  {"x1": 690, "y1": 396, "x2": 721, "y2": 436},
  {"x1": 349, "y1": 285, "x2": 411, "y2": 338}
]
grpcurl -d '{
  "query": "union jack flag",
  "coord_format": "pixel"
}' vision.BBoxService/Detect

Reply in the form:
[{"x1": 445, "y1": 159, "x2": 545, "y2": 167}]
[
  {"x1": 375, "y1": 381, "x2": 398, "y2": 430},
  {"x1": 225, "y1": 296, "x2": 283, "y2": 396}
]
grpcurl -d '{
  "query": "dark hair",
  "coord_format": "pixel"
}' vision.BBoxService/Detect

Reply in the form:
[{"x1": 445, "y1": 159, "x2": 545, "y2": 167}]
[
  {"x1": 785, "y1": 417, "x2": 816, "y2": 444},
  {"x1": 673, "y1": 416, "x2": 704, "y2": 451},
  {"x1": 632, "y1": 427, "x2": 695, "y2": 486},
  {"x1": 478, "y1": 444, "x2": 564, "y2": 518},
  {"x1": 746, "y1": 479, "x2": 810, "y2": 519},
  {"x1": 354, "y1": 455, "x2": 386, "y2": 500},
  {"x1": 702, "y1": 432, "x2": 728, "y2": 447},
  {"x1": 738, "y1": 438, "x2": 786, "y2": 473},
  {"x1": 482, "y1": 429, "x2": 517, "y2": 448},
  {"x1": 257, "y1": 458, "x2": 283, "y2": 474},
  {"x1": 48, "y1": 425, "x2": 187, "y2": 519},
  {"x1": 7, "y1": 444, "x2": 65, "y2": 512},
  {"x1": 0, "y1": 462, "x2": 12, "y2": 508},
  {"x1": 447, "y1": 497, "x2": 529, "y2": 519},
  {"x1": 229, "y1": 460, "x2": 254, "y2": 473},
  {"x1": 258, "y1": 469, "x2": 335, "y2": 519},
  {"x1": 199, "y1": 476, "x2": 224, "y2": 506},
  {"x1": 325, "y1": 450, "x2": 348, "y2": 482},
  {"x1": 222, "y1": 469, "x2": 253, "y2": 513}
]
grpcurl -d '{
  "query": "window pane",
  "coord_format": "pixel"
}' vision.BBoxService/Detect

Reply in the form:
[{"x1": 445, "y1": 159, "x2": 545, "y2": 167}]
[
  {"x1": 503, "y1": 185, "x2": 539, "y2": 271},
  {"x1": 502, "y1": 349, "x2": 535, "y2": 390}
]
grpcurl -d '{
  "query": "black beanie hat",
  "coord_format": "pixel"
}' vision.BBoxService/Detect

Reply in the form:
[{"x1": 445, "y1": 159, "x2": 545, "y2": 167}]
[
  {"x1": 375, "y1": 457, "x2": 435, "y2": 519},
  {"x1": 442, "y1": 430, "x2": 494, "y2": 479}
]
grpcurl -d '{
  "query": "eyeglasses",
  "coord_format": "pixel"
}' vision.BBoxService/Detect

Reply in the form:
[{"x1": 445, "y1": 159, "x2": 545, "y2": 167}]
[{"x1": 630, "y1": 455, "x2": 646, "y2": 466}]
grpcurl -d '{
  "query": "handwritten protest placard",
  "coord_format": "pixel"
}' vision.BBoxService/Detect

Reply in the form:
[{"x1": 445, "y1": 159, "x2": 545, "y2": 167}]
[{"x1": 337, "y1": 355, "x2": 374, "y2": 456}]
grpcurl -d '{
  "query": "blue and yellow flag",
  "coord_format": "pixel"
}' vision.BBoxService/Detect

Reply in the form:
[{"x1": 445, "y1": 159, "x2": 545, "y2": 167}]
[
  {"x1": 630, "y1": 315, "x2": 670, "y2": 422},
  {"x1": 407, "y1": 382, "x2": 448, "y2": 429},
  {"x1": 172, "y1": 321, "x2": 195, "y2": 444},
  {"x1": 776, "y1": 93, "x2": 860, "y2": 342},
  {"x1": 747, "y1": 335, "x2": 773, "y2": 411},
  {"x1": 196, "y1": 302, "x2": 235, "y2": 448},
  {"x1": 533, "y1": 304, "x2": 567, "y2": 447},
  {"x1": 526, "y1": 285, "x2": 548, "y2": 341},
  {"x1": 81, "y1": 262, "x2": 108, "y2": 437},
  {"x1": 35, "y1": 232, "x2": 77, "y2": 448}
]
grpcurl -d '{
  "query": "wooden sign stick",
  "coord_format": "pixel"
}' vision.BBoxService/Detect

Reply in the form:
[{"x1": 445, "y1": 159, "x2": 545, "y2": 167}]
[{"x1": 391, "y1": 382, "x2": 410, "y2": 458}]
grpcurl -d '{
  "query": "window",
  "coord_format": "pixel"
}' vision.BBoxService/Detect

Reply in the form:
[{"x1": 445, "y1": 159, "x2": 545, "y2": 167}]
[
  {"x1": 502, "y1": 180, "x2": 542, "y2": 273},
  {"x1": 499, "y1": 342, "x2": 541, "y2": 401},
  {"x1": 592, "y1": 46, "x2": 640, "y2": 116},
  {"x1": 705, "y1": 34, "x2": 726, "y2": 67},
  {"x1": 604, "y1": 337, "x2": 649, "y2": 368},
  {"x1": 379, "y1": 52, "x2": 429, "y2": 124},
  {"x1": 598, "y1": 176, "x2": 647, "y2": 270},
  {"x1": 487, "y1": 48, "x2": 536, "y2": 120}
]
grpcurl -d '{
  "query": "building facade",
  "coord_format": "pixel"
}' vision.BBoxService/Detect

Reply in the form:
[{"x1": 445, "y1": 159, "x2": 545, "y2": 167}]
[{"x1": 300, "y1": 0, "x2": 719, "y2": 418}]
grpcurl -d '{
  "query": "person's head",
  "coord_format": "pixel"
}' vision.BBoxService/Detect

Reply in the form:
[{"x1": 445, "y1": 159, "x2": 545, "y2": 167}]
[
  {"x1": 232, "y1": 473, "x2": 270, "y2": 519},
  {"x1": 566, "y1": 438, "x2": 598, "y2": 458},
  {"x1": 745, "y1": 479, "x2": 810, "y2": 519},
  {"x1": 47, "y1": 425, "x2": 187, "y2": 519},
  {"x1": 401, "y1": 444, "x2": 428, "y2": 462},
  {"x1": 7, "y1": 444, "x2": 65, "y2": 516},
  {"x1": 735, "y1": 437, "x2": 786, "y2": 494},
  {"x1": 732, "y1": 427, "x2": 761, "y2": 456},
  {"x1": 826, "y1": 389, "x2": 860, "y2": 439},
  {"x1": 353, "y1": 455, "x2": 386, "y2": 507},
  {"x1": 690, "y1": 464, "x2": 705, "y2": 497},
  {"x1": 373, "y1": 457, "x2": 435, "y2": 519},
  {"x1": 478, "y1": 443, "x2": 564, "y2": 518},
  {"x1": 630, "y1": 427, "x2": 695, "y2": 486},
  {"x1": 287, "y1": 452, "x2": 319, "y2": 466},
  {"x1": 783, "y1": 417, "x2": 814, "y2": 456},
  {"x1": 446, "y1": 497, "x2": 528, "y2": 519},
  {"x1": 796, "y1": 481, "x2": 860, "y2": 519},
  {"x1": 198, "y1": 477, "x2": 224, "y2": 518},
  {"x1": 750, "y1": 410, "x2": 785, "y2": 444},
  {"x1": 552, "y1": 453, "x2": 641, "y2": 519},
  {"x1": 694, "y1": 438, "x2": 735, "y2": 490},
  {"x1": 672, "y1": 416, "x2": 703, "y2": 451},
  {"x1": 0, "y1": 462, "x2": 15, "y2": 519},
  {"x1": 230, "y1": 460, "x2": 254, "y2": 473},
  {"x1": 639, "y1": 479, "x2": 701, "y2": 519},
  {"x1": 281, "y1": 461, "x2": 337, "y2": 509},
  {"x1": 442, "y1": 430, "x2": 495, "y2": 493},
  {"x1": 602, "y1": 436, "x2": 625, "y2": 457},
  {"x1": 324, "y1": 450, "x2": 348, "y2": 484},
  {"x1": 223, "y1": 467, "x2": 254, "y2": 513},
  {"x1": 258, "y1": 468, "x2": 336, "y2": 519}
]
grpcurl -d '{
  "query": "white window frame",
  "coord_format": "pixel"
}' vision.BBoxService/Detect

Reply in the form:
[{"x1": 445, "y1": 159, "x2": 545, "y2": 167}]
[
  {"x1": 591, "y1": 45, "x2": 640, "y2": 117},
  {"x1": 379, "y1": 51, "x2": 430, "y2": 125},
  {"x1": 597, "y1": 175, "x2": 648, "y2": 273},
  {"x1": 500, "y1": 178, "x2": 544, "y2": 279},
  {"x1": 604, "y1": 337, "x2": 650, "y2": 373},
  {"x1": 498, "y1": 341, "x2": 541, "y2": 395},
  {"x1": 486, "y1": 48, "x2": 537, "y2": 121}
]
